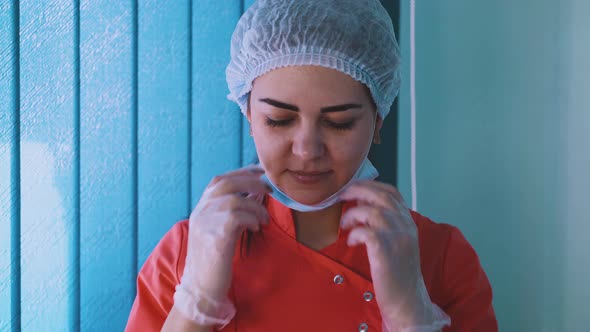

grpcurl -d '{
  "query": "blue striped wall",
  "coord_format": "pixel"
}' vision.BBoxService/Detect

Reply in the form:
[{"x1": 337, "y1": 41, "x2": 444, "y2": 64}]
[{"x1": 0, "y1": 1, "x2": 399, "y2": 330}]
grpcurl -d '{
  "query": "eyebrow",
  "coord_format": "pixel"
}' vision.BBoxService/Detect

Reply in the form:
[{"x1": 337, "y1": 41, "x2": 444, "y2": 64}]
[{"x1": 258, "y1": 98, "x2": 363, "y2": 113}]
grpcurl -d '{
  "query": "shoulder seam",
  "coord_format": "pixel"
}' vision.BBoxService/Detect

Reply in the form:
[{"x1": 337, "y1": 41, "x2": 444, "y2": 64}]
[
  {"x1": 439, "y1": 224, "x2": 455, "y2": 299},
  {"x1": 174, "y1": 221, "x2": 187, "y2": 282}
]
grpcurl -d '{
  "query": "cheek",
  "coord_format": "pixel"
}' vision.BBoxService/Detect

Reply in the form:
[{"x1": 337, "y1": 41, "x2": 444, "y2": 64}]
[
  {"x1": 327, "y1": 126, "x2": 374, "y2": 160},
  {"x1": 328, "y1": 137, "x2": 368, "y2": 162},
  {"x1": 251, "y1": 126, "x2": 290, "y2": 167}
]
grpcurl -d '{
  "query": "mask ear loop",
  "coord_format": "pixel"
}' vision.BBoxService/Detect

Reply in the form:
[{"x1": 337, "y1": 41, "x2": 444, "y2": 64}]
[{"x1": 410, "y1": 0, "x2": 418, "y2": 211}]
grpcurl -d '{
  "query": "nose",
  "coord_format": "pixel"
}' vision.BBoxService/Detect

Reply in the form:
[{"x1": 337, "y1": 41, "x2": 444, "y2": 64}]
[{"x1": 291, "y1": 123, "x2": 325, "y2": 161}]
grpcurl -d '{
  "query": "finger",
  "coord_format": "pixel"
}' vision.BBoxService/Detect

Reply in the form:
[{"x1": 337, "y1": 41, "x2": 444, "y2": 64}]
[
  {"x1": 340, "y1": 205, "x2": 392, "y2": 230},
  {"x1": 340, "y1": 181, "x2": 404, "y2": 210},
  {"x1": 353, "y1": 179, "x2": 398, "y2": 195},
  {"x1": 367, "y1": 181, "x2": 405, "y2": 204},
  {"x1": 224, "y1": 210, "x2": 265, "y2": 234},
  {"x1": 217, "y1": 164, "x2": 265, "y2": 179},
  {"x1": 208, "y1": 165, "x2": 265, "y2": 187},
  {"x1": 207, "y1": 210, "x2": 263, "y2": 253},
  {"x1": 202, "y1": 195, "x2": 269, "y2": 224},
  {"x1": 206, "y1": 175, "x2": 272, "y2": 198},
  {"x1": 352, "y1": 180, "x2": 405, "y2": 202},
  {"x1": 346, "y1": 226, "x2": 377, "y2": 248}
]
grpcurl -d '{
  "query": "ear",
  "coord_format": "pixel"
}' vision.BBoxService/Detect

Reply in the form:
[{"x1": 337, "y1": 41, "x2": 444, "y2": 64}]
[
  {"x1": 373, "y1": 114, "x2": 383, "y2": 144},
  {"x1": 246, "y1": 95, "x2": 253, "y2": 135},
  {"x1": 246, "y1": 112, "x2": 253, "y2": 136},
  {"x1": 246, "y1": 96, "x2": 252, "y2": 122}
]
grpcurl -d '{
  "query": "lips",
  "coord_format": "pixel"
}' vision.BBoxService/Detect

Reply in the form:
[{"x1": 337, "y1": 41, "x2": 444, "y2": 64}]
[
  {"x1": 290, "y1": 170, "x2": 331, "y2": 176},
  {"x1": 288, "y1": 169, "x2": 333, "y2": 184}
]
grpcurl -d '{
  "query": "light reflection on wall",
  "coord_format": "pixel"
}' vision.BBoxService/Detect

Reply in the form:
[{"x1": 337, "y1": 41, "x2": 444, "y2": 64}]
[{"x1": 19, "y1": 141, "x2": 72, "y2": 331}]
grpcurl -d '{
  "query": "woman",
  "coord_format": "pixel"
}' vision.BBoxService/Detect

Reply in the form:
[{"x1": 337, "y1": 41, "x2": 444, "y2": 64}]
[{"x1": 126, "y1": 0, "x2": 497, "y2": 331}]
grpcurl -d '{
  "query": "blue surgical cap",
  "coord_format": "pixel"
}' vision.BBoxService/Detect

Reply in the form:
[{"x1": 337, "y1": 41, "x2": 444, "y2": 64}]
[{"x1": 226, "y1": 0, "x2": 401, "y2": 119}]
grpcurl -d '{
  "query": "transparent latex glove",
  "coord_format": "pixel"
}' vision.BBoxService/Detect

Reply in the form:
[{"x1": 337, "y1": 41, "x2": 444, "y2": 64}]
[
  {"x1": 339, "y1": 180, "x2": 451, "y2": 332},
  {"x1": 173, "y1": 165, "x2": 271, "y2": 328}
]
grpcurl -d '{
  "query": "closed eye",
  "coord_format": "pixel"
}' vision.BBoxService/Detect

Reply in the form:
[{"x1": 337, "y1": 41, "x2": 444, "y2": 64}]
[
  {"x1": 264, "y1": 117, "x2": 355, "y2": 130},
  {"x1": 265, "y1": 117, "x2": 293, "y2": 127},
  {"x1": 324, "y1": 119, "x2": 355, "y2": 130}
]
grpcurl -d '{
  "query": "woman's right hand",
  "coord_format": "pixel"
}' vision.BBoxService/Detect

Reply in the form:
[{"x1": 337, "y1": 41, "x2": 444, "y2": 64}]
[{"x1": 174, "y1": 165, "x2": 271, "y2": 326}]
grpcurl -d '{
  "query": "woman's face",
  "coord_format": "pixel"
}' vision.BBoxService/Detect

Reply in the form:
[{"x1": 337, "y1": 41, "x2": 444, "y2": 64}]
[{"x1": 248, "y1": 65, "x2": 382, "y2": 205}]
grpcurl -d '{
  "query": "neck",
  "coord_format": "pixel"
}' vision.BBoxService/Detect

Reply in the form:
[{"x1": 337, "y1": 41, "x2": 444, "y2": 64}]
[{"x1": 292, "y1": 202, "x2": 343, "y2": 251}]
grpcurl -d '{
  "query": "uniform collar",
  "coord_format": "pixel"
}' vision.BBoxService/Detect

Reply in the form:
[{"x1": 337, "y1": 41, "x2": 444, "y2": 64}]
[{"x1": 265, "y1": 194, "x2": 357, "y2": 240}]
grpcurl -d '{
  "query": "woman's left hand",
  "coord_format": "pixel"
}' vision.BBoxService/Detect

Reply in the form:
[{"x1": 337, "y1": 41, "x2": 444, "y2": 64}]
[{"x1": 339, "y1": 180, "x2": 450, "y2": 331}]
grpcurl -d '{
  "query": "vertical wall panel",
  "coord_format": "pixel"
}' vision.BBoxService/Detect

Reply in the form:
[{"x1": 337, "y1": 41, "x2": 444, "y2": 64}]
[
  {"x1": 240, "y1": 0, "x2": 257, "y2": 166},
  {"x1": 0, "y1": 1, "x2": 18, "y2": 330},
  {"x1": 396, "y1": 0, "x2": 411, "y2": 206},
  {"x1": 368, "y1": 0, "x2": 399, "y2": 187},
  {"x1": 137, "y1": 0, "x2": 191, "y2": 269},
  {"x1": 79, "y1": 1, "x2": 136, "y2": 330},
  {"x1": 191, "y1": 1, "x2": 242, "y2": 204},
  {"x1": 19, "y1": 1, "x2": 77, "y2": 331},
  {"x1": 562, "y1": 1, "x2": 590, "y2": 330}
]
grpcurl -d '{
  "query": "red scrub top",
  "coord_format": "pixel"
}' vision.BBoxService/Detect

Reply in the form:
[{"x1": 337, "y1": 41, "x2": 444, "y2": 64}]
[{"x1": 126, "y1": 196, "x2": 497, "y2": 331}]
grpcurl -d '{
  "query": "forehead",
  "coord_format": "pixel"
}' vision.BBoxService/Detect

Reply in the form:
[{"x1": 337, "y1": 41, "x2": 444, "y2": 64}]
[{"x1": 251, "y1": 65, "x2": 371, "y2": 104}]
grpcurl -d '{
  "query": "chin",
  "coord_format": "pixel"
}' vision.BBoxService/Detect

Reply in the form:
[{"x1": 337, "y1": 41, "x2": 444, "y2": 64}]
[{"x1": 285, "y1": 188, "x2": 336, "y2": 205}]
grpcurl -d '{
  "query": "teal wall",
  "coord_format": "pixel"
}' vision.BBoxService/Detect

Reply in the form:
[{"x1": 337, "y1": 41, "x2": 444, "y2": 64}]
[
  {"x1": 397, "y1": 0, "x2": 590, "y2": 331},
  {"x1": 561, "y1": 0, "x2": 590, "y2": 330}
]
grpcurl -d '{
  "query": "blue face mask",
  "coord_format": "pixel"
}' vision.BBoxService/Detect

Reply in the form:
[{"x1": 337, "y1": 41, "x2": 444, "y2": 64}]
[{"x1": 259, "y1": 158, "x2": 379, "y2": 212}]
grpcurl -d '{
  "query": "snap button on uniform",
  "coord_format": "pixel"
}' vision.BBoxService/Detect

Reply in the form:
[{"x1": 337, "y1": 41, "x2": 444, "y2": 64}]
[
  {"x1": 358, "y1": 322, "x2": 369, "y2": 331},
  {"x1": 363, "y1": 291, "x2": 374, "y2": 302},
  {"x1": 333, "y1": 274, "x2": 344, "y2": 284}
]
